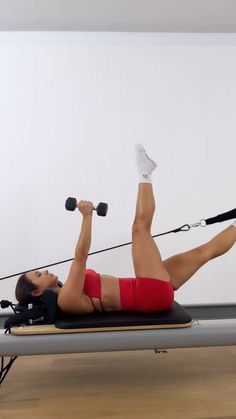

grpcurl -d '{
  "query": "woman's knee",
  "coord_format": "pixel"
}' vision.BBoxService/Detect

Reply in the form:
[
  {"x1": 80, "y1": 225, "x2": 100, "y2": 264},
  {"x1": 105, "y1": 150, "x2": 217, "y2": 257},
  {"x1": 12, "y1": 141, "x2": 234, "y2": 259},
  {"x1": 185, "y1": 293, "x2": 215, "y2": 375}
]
[
  {"x1": 132, "y1": 219, "x2": 151, "y2": 237},
  {"x1": 196, "y1": 243, "x2": 214, "y2": 264}
]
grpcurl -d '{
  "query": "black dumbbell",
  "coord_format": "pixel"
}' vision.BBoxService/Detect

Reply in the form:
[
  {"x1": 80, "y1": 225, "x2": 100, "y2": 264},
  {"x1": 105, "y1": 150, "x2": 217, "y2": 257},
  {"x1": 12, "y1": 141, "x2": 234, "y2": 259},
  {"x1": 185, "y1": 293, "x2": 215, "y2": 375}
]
[{"x1": 65, "y1": 197, "x2": 108, "y2": 217}]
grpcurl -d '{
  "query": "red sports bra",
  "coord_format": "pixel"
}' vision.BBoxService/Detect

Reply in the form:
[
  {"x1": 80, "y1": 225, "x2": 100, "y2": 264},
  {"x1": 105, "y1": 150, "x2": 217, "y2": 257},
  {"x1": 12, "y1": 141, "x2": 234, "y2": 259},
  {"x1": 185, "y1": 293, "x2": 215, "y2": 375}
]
[{"x1": 83, "y1": 269, "x2": 102, "y2": 309}]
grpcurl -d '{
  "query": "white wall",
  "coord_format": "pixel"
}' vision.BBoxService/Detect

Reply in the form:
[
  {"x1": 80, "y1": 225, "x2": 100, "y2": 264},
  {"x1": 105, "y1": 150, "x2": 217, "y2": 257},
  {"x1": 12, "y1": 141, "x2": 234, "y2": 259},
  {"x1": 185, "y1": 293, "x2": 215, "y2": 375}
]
[{"x1": 0, "y1": 32, "x2": 236, "y2": 313}]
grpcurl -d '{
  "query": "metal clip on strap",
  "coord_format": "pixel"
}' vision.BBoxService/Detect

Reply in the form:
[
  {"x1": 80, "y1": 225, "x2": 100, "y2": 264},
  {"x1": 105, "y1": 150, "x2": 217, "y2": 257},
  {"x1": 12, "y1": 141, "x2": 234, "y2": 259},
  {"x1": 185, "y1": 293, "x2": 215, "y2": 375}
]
[{"x1": 190, "y1": 219, "x2": 207, "y2": 229}]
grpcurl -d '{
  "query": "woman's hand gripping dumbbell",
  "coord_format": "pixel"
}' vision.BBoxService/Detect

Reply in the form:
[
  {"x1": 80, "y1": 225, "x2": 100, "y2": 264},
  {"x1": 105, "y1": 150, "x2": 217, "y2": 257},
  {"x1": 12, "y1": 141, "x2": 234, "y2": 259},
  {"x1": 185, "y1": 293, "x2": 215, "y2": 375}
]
[{"x1": 65, "y1": 197, "x2": 108, "y2": 217}]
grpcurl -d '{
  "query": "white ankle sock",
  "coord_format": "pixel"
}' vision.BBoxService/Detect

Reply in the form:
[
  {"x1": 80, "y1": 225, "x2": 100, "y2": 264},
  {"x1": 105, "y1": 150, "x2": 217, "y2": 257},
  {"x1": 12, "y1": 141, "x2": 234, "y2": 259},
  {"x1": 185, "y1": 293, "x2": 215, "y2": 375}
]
[
  {"x1": 232, "y1": 219, "x2": 236, "y2": 227},
  {"x1": 135, "y1": 143, "x2": 157, "y2": 183}
]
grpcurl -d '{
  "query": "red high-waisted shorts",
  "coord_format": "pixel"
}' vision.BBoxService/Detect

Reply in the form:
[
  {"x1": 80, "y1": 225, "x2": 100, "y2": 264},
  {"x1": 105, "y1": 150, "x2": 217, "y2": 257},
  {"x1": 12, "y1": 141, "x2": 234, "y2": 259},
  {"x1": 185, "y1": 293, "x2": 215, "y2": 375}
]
[{"x1": 119, "y1": 277, "x2": 174, "y2": 312}]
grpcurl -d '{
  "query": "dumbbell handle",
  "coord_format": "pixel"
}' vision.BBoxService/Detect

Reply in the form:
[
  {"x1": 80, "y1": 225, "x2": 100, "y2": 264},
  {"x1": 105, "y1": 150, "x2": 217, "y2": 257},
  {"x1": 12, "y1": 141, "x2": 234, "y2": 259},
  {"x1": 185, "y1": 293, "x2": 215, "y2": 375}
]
[{"x1": 78, "y1": 203, "x2": 98, "y2": 212}]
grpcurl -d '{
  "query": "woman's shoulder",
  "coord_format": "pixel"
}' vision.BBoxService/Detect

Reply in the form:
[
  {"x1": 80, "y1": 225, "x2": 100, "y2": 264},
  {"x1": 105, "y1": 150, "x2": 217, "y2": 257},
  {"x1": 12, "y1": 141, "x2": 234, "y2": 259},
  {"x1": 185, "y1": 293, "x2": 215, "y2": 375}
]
[{"x1": 57, "y1": 288, "x2": 94, "y2": 314}]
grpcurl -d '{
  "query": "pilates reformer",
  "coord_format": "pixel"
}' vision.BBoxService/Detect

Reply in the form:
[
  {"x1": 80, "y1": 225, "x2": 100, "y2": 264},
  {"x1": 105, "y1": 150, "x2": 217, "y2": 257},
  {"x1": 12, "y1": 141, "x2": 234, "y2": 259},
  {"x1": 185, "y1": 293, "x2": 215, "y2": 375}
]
[{"x1": 0, "y1": 208, "x2": 236, "y2": 386}]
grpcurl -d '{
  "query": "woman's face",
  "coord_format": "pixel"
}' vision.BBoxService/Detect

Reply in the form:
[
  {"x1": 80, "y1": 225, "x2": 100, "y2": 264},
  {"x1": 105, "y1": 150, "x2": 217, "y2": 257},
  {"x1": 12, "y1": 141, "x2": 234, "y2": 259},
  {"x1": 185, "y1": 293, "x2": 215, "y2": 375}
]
[{"x1": 27, "y1": 270, "x2": 58, "y2": 296}]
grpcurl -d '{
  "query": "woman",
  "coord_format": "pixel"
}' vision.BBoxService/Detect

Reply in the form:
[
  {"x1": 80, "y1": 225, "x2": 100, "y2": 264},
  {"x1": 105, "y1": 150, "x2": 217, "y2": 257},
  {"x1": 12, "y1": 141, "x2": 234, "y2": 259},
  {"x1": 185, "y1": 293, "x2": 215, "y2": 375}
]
[{"x1": 15, "y1": 144, "x2": 236, "y2": 314}]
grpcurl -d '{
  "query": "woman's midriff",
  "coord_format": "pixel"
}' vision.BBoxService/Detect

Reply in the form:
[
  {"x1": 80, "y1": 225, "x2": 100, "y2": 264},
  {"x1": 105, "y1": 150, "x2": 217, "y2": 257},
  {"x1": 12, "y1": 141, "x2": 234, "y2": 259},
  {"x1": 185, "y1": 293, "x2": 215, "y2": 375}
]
[{"x1": 99, "y1": 274, "x2": 121, "y2": 311}]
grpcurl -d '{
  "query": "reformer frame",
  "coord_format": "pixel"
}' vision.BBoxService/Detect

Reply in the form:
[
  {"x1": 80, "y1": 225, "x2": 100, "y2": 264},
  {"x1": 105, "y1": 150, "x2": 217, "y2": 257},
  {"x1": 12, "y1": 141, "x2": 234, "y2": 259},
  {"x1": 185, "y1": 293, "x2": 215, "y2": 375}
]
[
  {"x1": 1, "y1": 303, "x2": 236, "y2": 385},
  {"x1": 1, "y1": 306, "x2": 236, "y2": 358},
  {"x1": 1, "y1": 319, "x2": 236, "y2": 358}
]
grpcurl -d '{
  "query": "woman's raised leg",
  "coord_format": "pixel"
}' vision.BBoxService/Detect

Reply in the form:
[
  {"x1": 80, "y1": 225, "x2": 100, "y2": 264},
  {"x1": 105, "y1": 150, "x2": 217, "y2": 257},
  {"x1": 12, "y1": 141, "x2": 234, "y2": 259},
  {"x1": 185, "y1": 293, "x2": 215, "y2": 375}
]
[
  {"x1": 132, "y1": 144, "x2": 170, "y2": 282},
  {"x1": 163, "y1": 224, "x2": 236, "y2": 290}
]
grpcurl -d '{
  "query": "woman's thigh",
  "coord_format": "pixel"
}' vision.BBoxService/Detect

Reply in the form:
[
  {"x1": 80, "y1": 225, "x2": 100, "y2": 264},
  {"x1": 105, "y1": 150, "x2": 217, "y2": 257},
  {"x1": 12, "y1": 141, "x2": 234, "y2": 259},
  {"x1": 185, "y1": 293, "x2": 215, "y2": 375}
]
[
  {"x1": 163, "y1": 245, "x2": 209, "y2": 290},
  {"x1": 132, "y1": 228, "x2": 170, "y2": 281}
]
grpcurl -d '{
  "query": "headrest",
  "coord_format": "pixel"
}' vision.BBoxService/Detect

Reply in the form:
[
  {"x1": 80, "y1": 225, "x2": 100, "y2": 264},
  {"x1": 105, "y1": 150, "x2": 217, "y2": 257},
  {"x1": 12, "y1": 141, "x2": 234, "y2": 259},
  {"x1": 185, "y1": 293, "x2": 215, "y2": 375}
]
[
  {"x1": 42, "y1": 289, "x2": 58, "y2": 323},
  {"x1": 4, "y1": 289, "x2": 58, "y2": 329}
]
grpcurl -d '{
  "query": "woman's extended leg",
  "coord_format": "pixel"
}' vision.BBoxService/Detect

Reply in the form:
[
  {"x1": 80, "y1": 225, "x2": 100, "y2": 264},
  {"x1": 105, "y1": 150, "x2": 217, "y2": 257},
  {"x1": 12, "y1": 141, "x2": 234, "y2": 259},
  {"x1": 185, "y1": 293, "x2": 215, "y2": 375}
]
[
  {"x1": 163, "y1": 224, "x2": 236, "y2": 290},
  {"x1": 132, "y1": 145, "x2": 170, "y2": 281}
]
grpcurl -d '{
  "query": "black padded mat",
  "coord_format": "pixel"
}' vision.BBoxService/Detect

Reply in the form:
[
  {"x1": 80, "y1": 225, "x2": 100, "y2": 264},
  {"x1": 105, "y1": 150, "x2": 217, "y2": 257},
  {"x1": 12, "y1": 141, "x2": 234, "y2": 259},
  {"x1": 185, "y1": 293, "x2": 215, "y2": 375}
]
[{"x1": 55, "y1": 301, "x2": 192, "y2": 329}]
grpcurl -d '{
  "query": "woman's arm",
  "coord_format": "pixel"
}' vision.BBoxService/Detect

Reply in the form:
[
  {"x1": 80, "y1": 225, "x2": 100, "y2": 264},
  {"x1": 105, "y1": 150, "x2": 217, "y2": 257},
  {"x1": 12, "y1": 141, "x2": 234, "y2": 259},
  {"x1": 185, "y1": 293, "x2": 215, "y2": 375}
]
[
  {"x1": 74, "y1": 204, "x2": 92, "y2": 263},
  {"x1": 57, "y1": 201, "x2": 94, "y2": 312}
]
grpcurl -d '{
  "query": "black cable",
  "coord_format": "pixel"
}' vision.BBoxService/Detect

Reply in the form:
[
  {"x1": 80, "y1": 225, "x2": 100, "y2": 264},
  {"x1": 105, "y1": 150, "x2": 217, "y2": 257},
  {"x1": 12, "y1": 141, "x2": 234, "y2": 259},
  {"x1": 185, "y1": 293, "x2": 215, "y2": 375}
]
[
  {"x1": 0, "y1": 207, "x2": 235, "y2": 281},
  {"x1": 0, "y1": 224, "x2": 189, "y2": 281}
]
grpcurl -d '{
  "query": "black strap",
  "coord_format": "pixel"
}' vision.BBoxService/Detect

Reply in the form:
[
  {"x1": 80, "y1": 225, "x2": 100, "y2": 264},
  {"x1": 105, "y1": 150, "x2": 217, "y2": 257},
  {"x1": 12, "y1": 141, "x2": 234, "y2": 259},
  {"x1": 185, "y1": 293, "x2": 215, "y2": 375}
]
[{"x1": 205, "y1": 208, "x2": 236, "y2": 225}]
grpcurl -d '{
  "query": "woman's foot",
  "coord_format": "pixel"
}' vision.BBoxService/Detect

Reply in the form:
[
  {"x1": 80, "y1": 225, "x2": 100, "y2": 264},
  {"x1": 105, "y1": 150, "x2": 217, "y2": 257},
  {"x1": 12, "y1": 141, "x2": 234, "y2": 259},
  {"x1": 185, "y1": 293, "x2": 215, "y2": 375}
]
[{"x1": 135, "y1": 143, "x2": 157, "y2": 183}]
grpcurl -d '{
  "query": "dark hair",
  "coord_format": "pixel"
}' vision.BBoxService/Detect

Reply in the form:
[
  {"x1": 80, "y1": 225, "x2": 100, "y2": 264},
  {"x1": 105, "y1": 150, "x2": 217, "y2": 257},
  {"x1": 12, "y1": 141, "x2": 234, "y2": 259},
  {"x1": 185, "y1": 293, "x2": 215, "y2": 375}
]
[{"x1": 15, "y1": 273, "x2": 39, "y2": 304}]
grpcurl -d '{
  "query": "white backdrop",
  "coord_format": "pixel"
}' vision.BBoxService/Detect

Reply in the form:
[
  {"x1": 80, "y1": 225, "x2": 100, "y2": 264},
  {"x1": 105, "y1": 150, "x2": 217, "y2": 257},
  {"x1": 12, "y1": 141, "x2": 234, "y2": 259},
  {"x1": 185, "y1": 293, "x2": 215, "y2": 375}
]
[{"x1": 0, "y1": 32, "x2": 236, "y2": 312}]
